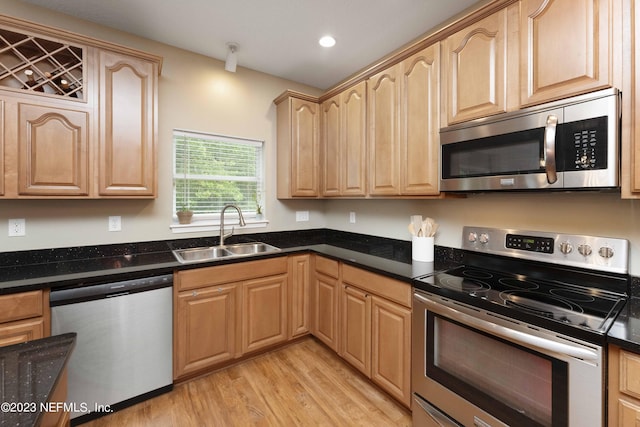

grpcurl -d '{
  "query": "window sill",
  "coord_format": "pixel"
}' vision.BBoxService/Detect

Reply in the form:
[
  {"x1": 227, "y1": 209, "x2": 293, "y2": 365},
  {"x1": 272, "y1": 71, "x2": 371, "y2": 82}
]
[{"x1": 170, "y1": 218, "x2": 268, "y2": 234}]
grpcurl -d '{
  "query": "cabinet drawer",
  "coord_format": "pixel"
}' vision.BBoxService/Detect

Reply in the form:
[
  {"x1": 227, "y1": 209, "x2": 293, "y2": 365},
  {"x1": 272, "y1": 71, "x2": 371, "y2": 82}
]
[
  {"x1": 0, "y1": 290, "x2": 43, "y2": 323},
  {"x1": 315, "y1": 256, "x2": 339, "y2": 278},
  {"x1": 342, "y1": 265, "x2": 411, "y2": 308},
  {"x1": 0, "y1": 318, "x2": 45, "y2": 347},
  {"x1": 176, "y1": 257, "x2": 288, "y2": 291},
  {"x1": 620, "y1": 349, "x2": 640, "y2": 399}
]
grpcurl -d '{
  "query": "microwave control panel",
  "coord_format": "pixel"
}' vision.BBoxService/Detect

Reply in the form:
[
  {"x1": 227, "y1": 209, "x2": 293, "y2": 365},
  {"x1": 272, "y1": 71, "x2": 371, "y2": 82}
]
[{"x1": 562, "y1": 116, "x2": 608, "y2": 171}]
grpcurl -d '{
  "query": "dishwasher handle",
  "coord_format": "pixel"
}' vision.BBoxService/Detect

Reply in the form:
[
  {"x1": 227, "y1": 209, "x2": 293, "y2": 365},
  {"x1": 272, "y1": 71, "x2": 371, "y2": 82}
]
[{"x1": 50, "y1": 274, "x2": 173, "y2": 306}]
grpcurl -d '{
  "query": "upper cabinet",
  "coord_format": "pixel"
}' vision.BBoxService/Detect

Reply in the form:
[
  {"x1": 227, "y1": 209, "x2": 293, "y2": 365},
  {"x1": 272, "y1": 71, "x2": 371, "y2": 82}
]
[
  {"x1": 400, "y1": 43, "x2": 440, "y2": 196},
  {"x1": 441, "y1": 4, "x2": 519, "y2": 126},
  {"x1": 321, "y1": 81, "x2": 367, "y2": 197},
  {"x1": 275, "y1": 91, "x2": 320, "y2": 198},
  {"x1": 98, "y1": 50, "x2": 157, "y2": 197},
  {"x1": 0, "y1": 15, "x2": 161, "y2": 198},
  {"x1": 368, "y1": 64, "x2": 401, "y2": 196},
  {"x1": 520, "y1": 0, "x2": 611, "y2": 107}
]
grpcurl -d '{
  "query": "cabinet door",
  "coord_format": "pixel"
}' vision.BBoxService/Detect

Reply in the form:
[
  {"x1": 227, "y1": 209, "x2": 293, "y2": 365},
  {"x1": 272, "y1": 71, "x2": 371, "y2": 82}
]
[
  {"x1": 289, "y1": 254, "x2": 310, "y2": 338},
  {"x1": 368, "y1": 64, "x2": 401, "y2": 195},
  {"x1": 98, "y1": 50, "x2": 157, "y2": 196},
  {"x1": 312, "y1": 271, "x2": 340, "y2": 352},
  {"x1": 291, "y1": 98, "x2": 319, "y2": 197},
  {"x1": 520, "y1": 0, "x2": 610, "y2": 106},
  {"x1": 371, "y1": 295, "x2": 411, "y2": 407},
  {"x1": 241, "y1": 274, "x2": 288, "y2": 354},
  {"x1": 17, "y1": 102, "x2": 90, "y2": 196},
  {"x1": 342, "y1": 81, "x2": 367, "y2": 196},
  {"x1": 174, "y1": 285, "x2": 236, "y2": 379},
  {"x1": 400, "y1": 43, "x2": 440, "y2": 195},
  {"x1": 321, "y1": 95, "x2": 341, "y2": 196},
  {"x1": 340, "y1": 285, "x2": 371, "y2": 376},
  {"x1": 0, "y1": 318, "x2": 45, "y2": 347},
  {"x1": 443, "y1": 8, "x2": 509, "y2": 124},
  {"x1": 0, "y1": 100, "x2": 4, "y2": 196}
]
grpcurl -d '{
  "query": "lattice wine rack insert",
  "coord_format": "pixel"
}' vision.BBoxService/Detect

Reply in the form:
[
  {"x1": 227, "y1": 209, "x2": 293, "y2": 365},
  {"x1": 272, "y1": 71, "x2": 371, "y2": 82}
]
[{"x1": 0, "y1": 27, "x2": 84, "y2": 99}]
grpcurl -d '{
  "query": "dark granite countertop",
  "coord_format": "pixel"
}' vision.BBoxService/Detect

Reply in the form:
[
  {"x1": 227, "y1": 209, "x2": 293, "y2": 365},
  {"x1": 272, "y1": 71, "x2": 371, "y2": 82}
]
[
  {"x1": 0, "y1": 229, "x2": 460, "y2": 293},
  {"x1": 608, "y1": 297, "x2": 640, "y2": 352},
  {"x1": 0, "y1": 333, "x2": 76, "y2": 427}
]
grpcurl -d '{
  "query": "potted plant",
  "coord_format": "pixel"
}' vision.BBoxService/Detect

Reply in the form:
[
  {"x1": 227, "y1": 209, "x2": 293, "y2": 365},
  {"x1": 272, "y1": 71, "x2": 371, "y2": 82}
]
[
  {"x1": 177, "y1": 205, "x2": 193, "y2": 224},
  {"x1": 254, "y1": 191, "x2": 263, "y2": 220}
]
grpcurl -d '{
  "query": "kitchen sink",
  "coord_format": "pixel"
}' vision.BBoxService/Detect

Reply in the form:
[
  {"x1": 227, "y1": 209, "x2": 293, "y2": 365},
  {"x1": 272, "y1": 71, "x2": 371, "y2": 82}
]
[
  {"x1": 172, "y1": 242, "x2": 280, "y2": 264},
  {"x1": 225, "y1": 242, "x2": 280, "y2": 256}
]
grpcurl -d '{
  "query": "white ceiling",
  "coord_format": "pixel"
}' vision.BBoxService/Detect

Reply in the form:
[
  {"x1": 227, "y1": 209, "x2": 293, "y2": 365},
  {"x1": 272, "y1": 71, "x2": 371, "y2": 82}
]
[{"x1": 21, "y1": 0, "x2": 480, "y2": 90}]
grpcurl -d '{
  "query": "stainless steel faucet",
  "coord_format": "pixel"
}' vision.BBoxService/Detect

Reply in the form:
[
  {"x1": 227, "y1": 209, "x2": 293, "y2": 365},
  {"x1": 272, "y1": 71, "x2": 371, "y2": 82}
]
[{"x1": 219, "y1": 204, "x2": 246, "y2": 246}]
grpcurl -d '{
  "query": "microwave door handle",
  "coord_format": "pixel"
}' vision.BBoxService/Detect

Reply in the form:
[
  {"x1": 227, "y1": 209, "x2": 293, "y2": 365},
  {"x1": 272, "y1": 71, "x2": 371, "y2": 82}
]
[{"x1": 544, "y1": 115, "x2": 558, "y2": 184}]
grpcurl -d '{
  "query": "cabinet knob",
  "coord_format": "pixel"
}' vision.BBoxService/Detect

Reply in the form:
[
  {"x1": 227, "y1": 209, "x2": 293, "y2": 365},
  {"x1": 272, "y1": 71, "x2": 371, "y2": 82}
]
[{"x1": 192, "y1": 291, "x2": 198, "y2": 297}]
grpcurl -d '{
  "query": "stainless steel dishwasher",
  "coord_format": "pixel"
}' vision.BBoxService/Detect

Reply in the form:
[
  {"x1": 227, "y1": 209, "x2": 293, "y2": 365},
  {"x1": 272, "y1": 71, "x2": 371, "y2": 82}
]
[{"x1": 50, "y1": 274, "x2": 173, "y2": 424}]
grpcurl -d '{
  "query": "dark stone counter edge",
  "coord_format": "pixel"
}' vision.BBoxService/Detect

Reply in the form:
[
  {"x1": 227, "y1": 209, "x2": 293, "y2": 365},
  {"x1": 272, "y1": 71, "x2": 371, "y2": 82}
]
[{"x1": 0, "y1": 332, "x2": 76, "y2": 427}]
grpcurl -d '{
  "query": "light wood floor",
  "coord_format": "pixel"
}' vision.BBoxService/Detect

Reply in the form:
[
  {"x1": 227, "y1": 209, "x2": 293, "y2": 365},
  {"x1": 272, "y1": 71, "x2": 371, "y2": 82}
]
[{"x1": 82, "y1": 337, "x2": 412, "y2": 426}]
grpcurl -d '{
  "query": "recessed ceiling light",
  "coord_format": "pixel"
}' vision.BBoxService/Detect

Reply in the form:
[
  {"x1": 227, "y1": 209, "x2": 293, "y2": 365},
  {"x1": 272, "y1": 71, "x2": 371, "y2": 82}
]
[{"x1": 319, "y1": 36, "x2": 336, "y2": 48}]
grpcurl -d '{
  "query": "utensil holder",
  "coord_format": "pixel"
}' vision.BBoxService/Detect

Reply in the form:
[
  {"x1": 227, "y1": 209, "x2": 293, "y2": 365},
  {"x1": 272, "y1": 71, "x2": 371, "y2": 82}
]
[{"x1": 412, "y1": 236, "x2": 434, "y2": 262}]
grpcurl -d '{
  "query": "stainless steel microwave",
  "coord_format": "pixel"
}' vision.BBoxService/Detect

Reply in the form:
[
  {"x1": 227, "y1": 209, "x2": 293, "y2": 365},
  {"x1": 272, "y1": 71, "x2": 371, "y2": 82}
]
[{"x1": 440, "y1": 88, "x2": 621, "y2": 192}]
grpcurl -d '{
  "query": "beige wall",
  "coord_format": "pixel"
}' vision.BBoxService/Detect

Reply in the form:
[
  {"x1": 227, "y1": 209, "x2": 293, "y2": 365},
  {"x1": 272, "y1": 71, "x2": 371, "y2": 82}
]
[
  {"x1": 3, "y1": 1, "x2": 640, "y2": 278},
  {"x1": 0, "y1": 0, "x2": 326, "y2": 253}
]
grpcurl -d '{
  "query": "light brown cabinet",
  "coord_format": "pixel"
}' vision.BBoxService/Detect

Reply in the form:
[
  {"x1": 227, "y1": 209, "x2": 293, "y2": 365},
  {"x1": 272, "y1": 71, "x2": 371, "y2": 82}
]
[
  {"x1": 16, "y1": 102, "x2": 91, "y2": 196},
  {"x1": 340, "y1": 264, "x2": 412, "y2": 407},
  {"x1": 399, "y1": 44, "x2": 440, "y2": 195},
  {"x1": 608, "y1": 345, "x2": 640, "y2": 425},
  {"x1": 174, "y1": 283, "x2": 237, "y2": 379},
  {"x1": 442, "y1": 5, "x2": 518, "y2": 126},
  {"x1": 519, "y1": 0, "x2": 611, "y2": 107},
  {"x1": 241, "y1": 273, "x2": 288, "y2": 354},
  {"x1": 0, "y1": 15, "x2": 161, "y2": 199},
  {"x1": 275, "y1": 91, "x2": 320, "y2": 198},
  {"x1": 0, "y1": 289, "x2": 49, "y2": 347},
  {"x1": 174, "y1": 257, "x2": 289, "y2": 380},
  {"x1": 367, "y1": 63, "x2": 401, "y2": 196},
  {"x1": 311, "y1": 256, "x2": 340, "y2": 352},
  {"x1": 321, "y1": 81, "x2": 367, "y2": 197},
  {"x1": 98, "y1": 50, "x2": 157, "y2": 197},
  {"x1": 289, "y1": 254, "x2": 310, "y2": 338}
]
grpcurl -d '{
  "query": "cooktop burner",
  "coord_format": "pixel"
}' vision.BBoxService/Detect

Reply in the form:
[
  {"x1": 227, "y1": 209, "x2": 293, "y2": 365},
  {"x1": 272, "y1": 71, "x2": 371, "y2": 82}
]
[
  {"x1": 431, "y1": 265, "x2": 622, "y2": 333},
  {"x1": 414, "y1": 226, "x2": 630, "y2": 338}
]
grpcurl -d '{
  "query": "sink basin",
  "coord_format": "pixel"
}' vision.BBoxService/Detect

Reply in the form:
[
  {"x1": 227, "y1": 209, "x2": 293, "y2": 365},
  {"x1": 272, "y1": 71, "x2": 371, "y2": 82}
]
[
  {"x1": 172, "y1": 242, "x2": 280, "y2": 264},
  {"x1": 225, "y1": 242, "x2": 281, "y2": 256},
  {"x1": 172, "y1": 246, "x2": 233, "y2": 263}
]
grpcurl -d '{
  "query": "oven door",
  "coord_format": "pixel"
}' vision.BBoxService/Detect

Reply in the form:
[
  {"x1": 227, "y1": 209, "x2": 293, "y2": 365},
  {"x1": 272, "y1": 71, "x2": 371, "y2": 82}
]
[
  {"x1": 440, "y1": 107, "x2": 565, "y2": 192},
  {"x1": 412, "y1": 290, "x2": 603, "y2": 427}
]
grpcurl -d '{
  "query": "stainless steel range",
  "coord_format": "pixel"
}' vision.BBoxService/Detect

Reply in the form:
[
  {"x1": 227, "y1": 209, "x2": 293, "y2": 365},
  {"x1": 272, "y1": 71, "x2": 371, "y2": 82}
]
[{"x1": 412, "y1": 226, "x2": 629, "y2": 427}]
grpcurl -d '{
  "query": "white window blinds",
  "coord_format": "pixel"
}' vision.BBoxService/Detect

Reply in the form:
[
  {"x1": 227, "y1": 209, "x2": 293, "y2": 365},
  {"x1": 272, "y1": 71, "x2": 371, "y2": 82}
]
[{"x1": 173, "y1": 130, "x2": 264, "y2": 217}]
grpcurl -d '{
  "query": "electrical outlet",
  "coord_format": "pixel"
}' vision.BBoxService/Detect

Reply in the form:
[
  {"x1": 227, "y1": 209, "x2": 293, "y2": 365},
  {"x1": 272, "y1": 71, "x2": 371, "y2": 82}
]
[
  {"x1": 108, "y1": 216, "x2": 122, "y2": 232},
  {"x1": 8, "y1": 218, "x2": 25, "y2": 237},
  {"x1": 296, "y1": 211, "x2": 309, "y2": 222},
  {"x1": 349, "y1": 212, "x2": 356, "y2": 224}
]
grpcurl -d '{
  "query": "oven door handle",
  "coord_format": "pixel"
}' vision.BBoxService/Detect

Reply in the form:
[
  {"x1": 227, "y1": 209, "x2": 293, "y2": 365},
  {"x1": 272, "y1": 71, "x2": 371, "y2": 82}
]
[
  {"x1": 415, "y1": 293, "x2": 598, "y2": 361},
  {"x1": 544, "y1": 115, "x2": 558, "y2": 184}
]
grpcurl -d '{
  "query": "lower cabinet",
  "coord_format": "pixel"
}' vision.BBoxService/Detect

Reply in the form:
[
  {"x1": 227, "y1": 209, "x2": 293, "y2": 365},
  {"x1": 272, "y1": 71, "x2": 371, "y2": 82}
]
[
  {"x1": 0, "y1": 289, "x2": 49, "y2": 347},
  {"x1": 340, "y1": 266, "x2": 412, "y2": 407},
  {"x1": 174, "y1": 256, "x2": 290, "y2": 380},
  {"x1": 311, "y1": 256, "x2": 340, "y2": 352},
  {"x1": 609, "y1": 344, "x2": 640, "y2": 426},
  {"x1": 241, "y1": 273, "x2": 288, "y2": 354}
]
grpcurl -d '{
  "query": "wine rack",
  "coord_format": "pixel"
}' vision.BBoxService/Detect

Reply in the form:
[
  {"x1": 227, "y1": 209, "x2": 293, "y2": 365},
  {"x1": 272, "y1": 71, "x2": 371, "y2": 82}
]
[{"x1": 0, "y1": 27, "x2": 84, "y2": 100}]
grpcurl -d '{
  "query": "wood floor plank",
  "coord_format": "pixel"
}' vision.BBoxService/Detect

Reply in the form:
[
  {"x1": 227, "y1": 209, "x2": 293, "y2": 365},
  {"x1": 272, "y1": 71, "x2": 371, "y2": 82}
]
[{"x1": 82, "y1": 337, "x2": 412, "y2": 426}]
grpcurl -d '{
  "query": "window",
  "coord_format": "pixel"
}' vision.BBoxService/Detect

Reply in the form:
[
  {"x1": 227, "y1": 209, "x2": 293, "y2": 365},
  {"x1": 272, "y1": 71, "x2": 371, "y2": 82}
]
[{"x1": 173, "y1": 130, "x2": 264, "y2": 221}]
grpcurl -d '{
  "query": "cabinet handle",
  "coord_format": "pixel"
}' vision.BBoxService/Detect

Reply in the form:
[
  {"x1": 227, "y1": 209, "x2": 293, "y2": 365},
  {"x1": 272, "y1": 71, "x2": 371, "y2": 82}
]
[{"x1": 192, "y1": 291, "x2": 198, "y2": 297}]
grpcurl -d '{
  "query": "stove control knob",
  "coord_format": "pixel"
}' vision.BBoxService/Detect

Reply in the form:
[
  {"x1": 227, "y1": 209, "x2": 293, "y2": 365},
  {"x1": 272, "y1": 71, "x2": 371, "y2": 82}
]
[
  {"x1": 479, "y1": 233, "x2": 490, "y2": 245},
  {"x1": 559, "y1": 241, "x2": 573, "y2": 254},
  {"x1": 468, "y1": 232, "x2": 478, "y2": 243},
  {"x1": 599, "y1": 246, "x2": 615, "y2": 259},
  {"x1": 578, "y1": 244, "x2": 592, "y2": 257}
]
